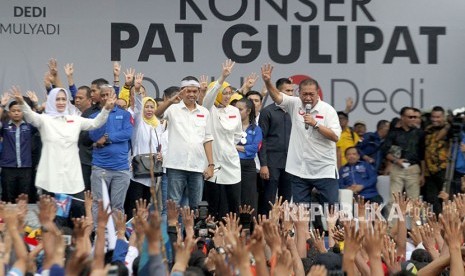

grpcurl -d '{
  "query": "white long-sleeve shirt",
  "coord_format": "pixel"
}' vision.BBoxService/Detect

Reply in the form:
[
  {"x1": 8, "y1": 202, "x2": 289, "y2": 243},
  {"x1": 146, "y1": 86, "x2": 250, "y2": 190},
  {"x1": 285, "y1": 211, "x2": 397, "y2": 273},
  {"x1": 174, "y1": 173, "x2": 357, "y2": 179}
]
[
  {"x1": 130, "y1": 93, "x2": 165, "y2": 187},
  {"x1": 22, "y1": 103, "x2": 110, "y2": 194},
  {"x1": 162, "y1": 100, "x2": 213, "y2": 173},
  {"x1": 203, "y1": 82, "x2": 242, "y2": 184}
]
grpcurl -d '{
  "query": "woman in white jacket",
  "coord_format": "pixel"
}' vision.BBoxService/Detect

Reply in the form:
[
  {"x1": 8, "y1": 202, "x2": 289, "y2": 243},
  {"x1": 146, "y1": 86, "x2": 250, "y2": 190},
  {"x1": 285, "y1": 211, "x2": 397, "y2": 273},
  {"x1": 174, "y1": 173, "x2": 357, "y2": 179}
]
[
  {"x1": 202, "y1": 60, "x2": 245, "y2": 218},
  {"x1": 11, "y1": 86, "x2": 115, "y2": 195},
  {"x1": 124, "y1": 73, "x2": 164, "y2": 217}
]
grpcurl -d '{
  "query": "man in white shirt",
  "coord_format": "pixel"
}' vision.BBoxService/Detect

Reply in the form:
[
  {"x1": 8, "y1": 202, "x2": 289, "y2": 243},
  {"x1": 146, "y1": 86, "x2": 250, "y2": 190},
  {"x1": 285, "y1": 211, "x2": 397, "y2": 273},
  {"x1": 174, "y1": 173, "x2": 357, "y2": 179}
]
[
  {"x1": 154, "y1": 76, "x2": 214, "y2": 209},
  {"x1": 261, "y1": 64, "x2": 342, "y2": 208}
]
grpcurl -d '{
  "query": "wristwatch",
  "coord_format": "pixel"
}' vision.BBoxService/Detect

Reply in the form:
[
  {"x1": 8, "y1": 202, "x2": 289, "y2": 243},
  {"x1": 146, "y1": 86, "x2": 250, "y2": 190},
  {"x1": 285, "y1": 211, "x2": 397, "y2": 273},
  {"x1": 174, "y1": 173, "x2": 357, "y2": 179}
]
[{"x1": 313, "y1": 121, "x2": 320, "y2": 130}]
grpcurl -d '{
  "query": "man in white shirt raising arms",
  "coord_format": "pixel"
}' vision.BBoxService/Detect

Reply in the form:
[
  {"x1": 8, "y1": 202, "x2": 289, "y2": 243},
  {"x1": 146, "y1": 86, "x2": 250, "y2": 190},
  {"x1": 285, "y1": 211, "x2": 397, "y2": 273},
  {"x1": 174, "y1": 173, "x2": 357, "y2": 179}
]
[
  {"x1": 155, "y1": 76, "x2": 214, "y2": 210},
  {"x1": 261, "y1": 64, "x2": 341, "y2": 210}
]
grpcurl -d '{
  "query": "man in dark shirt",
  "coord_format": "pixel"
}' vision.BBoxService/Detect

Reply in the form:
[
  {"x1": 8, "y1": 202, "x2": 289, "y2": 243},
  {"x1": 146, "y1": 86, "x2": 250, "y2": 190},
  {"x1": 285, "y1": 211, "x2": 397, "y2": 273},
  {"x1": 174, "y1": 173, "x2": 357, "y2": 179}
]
[
  {"x1": 422, "y1": 106, "x2": 449, "y2": 214},
  {"x1": 382, "y1": 107, "x2": 425, "y2": 209},
  {"x1": 76, "y1": 85, "x2": 100, "y2": 191},
  {"x1": 258, "y1": 78, "x2": 293, "y2": 215},
  {"x1": 0, "y1": 101, "x2": 37, "y2": 202}
]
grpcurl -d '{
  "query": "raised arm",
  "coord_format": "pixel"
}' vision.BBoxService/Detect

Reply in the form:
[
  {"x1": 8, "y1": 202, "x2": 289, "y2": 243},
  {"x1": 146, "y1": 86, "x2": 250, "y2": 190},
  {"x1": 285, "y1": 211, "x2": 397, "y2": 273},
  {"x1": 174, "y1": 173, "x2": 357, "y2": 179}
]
[
  {"x1": 261, "y1": 64, "x2": 283, "y2": 104},
  {"x1": 202, "y1": 59, "x2": 235, "y2": 110},
  {"x1": 133, "y1": 72, "x2": 144, "y2": 115},
  {"x1": 238, "y1": 72, "x2": 258, "y2": 95},
  {"x1": 48, "y1": 58, "x2": 64, "y2": 88},
  {"x1": 10, "y1": 86, "x2": 43, "y2": 127},
  {"x1": 0, "y1": 92, "x2": 10, "y2": 119},
  {"x1": 64, "y1": 63, "x2": 77, "y2": 99},
  {"x1": 154, "y1": 88, "x2": 183, "y2": 118},
  {"x1": 113, "y1": 61, "x2": 121, "y2": 96},
  {"x1": 80, "y1": 90, "x2": 115, "y2": 131}
]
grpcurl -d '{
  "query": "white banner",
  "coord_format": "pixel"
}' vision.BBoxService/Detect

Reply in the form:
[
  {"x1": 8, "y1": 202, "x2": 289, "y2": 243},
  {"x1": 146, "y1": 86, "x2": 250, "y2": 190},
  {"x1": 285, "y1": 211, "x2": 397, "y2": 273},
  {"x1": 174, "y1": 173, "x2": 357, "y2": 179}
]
[{"x1": 1, "y1": 0, "x2": 464, "y2": 129}]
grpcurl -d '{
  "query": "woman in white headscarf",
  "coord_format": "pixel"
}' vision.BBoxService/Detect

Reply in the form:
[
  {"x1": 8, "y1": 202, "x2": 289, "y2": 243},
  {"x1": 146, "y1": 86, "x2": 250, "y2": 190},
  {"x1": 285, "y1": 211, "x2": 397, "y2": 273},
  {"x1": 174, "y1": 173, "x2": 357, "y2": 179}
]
[{"x1": 11, "y1": 86, "x2": 115, "y2": 195}]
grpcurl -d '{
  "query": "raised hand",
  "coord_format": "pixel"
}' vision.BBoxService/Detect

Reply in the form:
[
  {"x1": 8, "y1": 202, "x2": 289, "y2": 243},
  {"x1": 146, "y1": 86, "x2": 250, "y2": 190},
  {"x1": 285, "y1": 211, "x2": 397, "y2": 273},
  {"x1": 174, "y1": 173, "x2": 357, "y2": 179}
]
[
  {"x1": 309, "y1": 228, "x2": 327, "y2": 253},
  {"x1": 134, "y1": 72, "x2": 144, "y2": 92},
  {"x1": 262, "y1": 221, "x2": 282, "y2": 255},
  {"x1": 113, "y1": 62, "x2": 121, "y2": 78},
  {"x1": 113, "y1": 210, "x2": 127, "y2": 239},
  {"x1": 48, "y1": 58, "x2": 58, "y2": 76},
  {"x1": 274, "y1": 249, "x2": 293, "y2": 276},
  {"x1": 181, "y1": 206, "x2": 195, "y2": 237},
  {"x1": 363, "y1": 220, "x2": 386, "y2": 256},
  {"x1": 124, "y1": 68, "x2": 135, "y2": 86},
  {"x1": 1, "y1": 92, "x2": 10, "y2": 107},
  {"x1": 96, "y1": 200, "x2": 111, "y2": 229},
  {"x1": 26, "y1": 90, "x2": 39, "y2": 105},
  {"x1": 4, "y1": 204, "x2": 20, "y2": 230},
  {"x1": 345, "y1": 97, "x2": 354, "y2": 112},
  {"x1": 168, "y1": 88, "x2": 183, "y2": 104},
  {"x1": 104, "y1": 89, "x2": 117, "y2": 110},
  {"x1": 38, "y1": 195, "x2": 57, "y2": 225},
  {"x1": 382, "y1": 236, "x2": 402, "y2": 274},
  {"x1": 244, "y1": 72, "x2": 258, "y2": 90},
  {"x1": 268, "y1": 196, "x2": 283, "y2": 224},
  {"x1": 9, "y1": 86, "x2": 25, "y2": 105},
  {"x1": 15, "y1": 194, "x2": 28, "y2": 228},
  {"x1": 393, "y1": 192, "x2": 410, "y2": 216},
  {"x1": 166, "y1": 200, "x2": 179, "y2": 227},
  {"x1": 172, "y1": 236, "x2": 199, "y2": 273},
  {"x1": 44, "y1": 72, "x2": 53, "y2": 88},
  {"x1": 221, "y1": 59, "x2": 235, "y2": 80},
  {"x1": 261, "y1": 63, "x2": 274, "y2": 82},
  {"x1": 199, "y1": 75, "x2": 208, "y2": 92},
  {"x1": 142, "y1": 211, "x2": 162, "y2": 255},
  {"x1": 239, "y1": 204, "x2": 255, "y2": 215},
  {"x1": 64, "y1": 63, "x2": 74, "y2": 77}
]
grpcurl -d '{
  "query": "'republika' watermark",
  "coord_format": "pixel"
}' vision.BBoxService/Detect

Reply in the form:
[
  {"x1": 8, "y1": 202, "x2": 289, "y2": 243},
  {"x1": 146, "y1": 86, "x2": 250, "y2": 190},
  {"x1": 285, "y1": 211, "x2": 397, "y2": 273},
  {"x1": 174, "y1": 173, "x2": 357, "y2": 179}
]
[{"x1": 282, "y1": 202, "x2": 435, "y2": 222}]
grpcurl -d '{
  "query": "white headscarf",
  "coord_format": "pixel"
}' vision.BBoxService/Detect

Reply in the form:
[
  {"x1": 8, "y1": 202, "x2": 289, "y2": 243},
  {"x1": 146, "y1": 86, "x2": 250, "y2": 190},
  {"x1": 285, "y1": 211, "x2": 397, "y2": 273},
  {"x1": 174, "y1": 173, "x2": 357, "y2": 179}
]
[{"x1": 45, "y1": 88, "x2": 80, "y2": 117}]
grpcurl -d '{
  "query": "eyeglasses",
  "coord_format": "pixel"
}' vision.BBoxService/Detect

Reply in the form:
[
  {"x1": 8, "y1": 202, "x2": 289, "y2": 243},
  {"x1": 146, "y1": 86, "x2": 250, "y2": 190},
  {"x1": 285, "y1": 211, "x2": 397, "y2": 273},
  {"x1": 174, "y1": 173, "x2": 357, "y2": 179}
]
[
  {"x1": 284, "y1": 89, "x2": 294, "y2": 92},
  {"x1": 407, "y1": 116, "x2": 419, "y2": 119}
]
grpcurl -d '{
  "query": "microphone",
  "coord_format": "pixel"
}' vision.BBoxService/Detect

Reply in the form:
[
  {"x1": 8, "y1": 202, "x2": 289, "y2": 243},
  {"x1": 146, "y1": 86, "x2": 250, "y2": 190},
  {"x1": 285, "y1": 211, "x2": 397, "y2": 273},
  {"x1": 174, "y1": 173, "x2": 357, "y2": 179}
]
[{"x1": 304, "y1": 104, "x2": 312, "y2": 130}]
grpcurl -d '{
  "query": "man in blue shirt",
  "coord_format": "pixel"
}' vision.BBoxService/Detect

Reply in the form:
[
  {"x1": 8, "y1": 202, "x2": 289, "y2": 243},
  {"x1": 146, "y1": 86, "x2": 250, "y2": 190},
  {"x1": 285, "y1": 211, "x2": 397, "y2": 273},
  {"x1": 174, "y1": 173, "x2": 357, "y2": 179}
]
[
  {"x1": 338, "y1": 147, "x2": 383, "y2": 204},
  {"x1": 89, "y1": 84, "x2": 133, "y2": 216},
  {"x1": 0, "y1": 101, "x2": 36, "y2": 202},
  {"x1": 357, "y1": 120, "x2": 390, "y2": 173}
]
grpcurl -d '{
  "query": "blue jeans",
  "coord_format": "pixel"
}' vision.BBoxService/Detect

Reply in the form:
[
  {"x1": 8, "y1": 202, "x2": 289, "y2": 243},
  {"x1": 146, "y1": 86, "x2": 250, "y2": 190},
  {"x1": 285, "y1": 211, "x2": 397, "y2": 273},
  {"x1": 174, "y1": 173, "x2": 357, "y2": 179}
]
[
  {"x1": 291, "y1": 175, "x2": 339, "y2": 205},
  {"x1": 91, "y1": 166, "x2": 130, "y2": 219},
  {"x1": 167, "y1": 168, "x2": 203, "y2": 209},
  {"x1": 162, "y1": 173, "x2": 189, "y2": 215}
]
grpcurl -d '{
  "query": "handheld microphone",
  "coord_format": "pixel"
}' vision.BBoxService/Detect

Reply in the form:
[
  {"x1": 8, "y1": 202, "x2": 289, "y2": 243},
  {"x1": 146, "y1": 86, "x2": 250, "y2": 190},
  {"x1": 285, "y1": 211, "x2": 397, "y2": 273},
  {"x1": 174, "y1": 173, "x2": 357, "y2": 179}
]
[{"x1": 304, "y1": 104, "x2": 311, "y2": 130}]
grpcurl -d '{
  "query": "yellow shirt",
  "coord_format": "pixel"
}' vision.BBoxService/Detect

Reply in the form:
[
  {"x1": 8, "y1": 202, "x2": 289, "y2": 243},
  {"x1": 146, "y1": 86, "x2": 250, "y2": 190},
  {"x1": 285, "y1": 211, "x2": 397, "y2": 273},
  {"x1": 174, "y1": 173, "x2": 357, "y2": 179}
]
[{"x1": 336, "y1": 127, "x2": 360, "y2": 165}]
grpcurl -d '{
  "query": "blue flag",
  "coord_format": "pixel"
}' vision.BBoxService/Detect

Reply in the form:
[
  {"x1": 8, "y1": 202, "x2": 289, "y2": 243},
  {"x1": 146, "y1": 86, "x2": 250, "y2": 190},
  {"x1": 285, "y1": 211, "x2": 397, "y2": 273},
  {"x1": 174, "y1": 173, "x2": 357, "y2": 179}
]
[{"x1": 55, "y1": 193, "x2": 72, "y2": 218}]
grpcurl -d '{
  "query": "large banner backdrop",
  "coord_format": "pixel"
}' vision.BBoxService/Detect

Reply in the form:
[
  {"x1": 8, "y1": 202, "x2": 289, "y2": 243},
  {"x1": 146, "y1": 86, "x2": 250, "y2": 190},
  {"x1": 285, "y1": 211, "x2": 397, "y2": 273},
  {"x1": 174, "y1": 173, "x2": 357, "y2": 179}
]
[{"x1": 1, "y1": 0, "x2": 464, "y2": 128}]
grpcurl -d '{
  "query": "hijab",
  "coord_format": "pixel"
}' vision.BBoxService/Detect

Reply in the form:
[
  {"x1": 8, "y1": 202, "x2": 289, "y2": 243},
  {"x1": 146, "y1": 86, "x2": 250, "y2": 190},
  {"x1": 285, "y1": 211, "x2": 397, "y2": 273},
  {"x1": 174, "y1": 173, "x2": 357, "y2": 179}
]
[
  {"x1": 142, "y1": 96, "x2": 159, "y2": 128},
  {"x1": 45, "y1": 88, "x2": 70, "y2": 117},
  {"x1": 207, "y1": 81, "x2": 230, "y2": 107},
  {"x1": 45, "y1": 88, "x2": 81, "y2": 117}
]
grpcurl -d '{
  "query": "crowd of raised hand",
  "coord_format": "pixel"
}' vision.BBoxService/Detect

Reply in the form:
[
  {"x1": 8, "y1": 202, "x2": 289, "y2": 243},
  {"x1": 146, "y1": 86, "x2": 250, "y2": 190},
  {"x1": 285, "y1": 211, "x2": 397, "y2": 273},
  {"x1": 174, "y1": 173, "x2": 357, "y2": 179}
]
[{"x1": 0, "y1": 190, "x2": 465, "y2": 275}]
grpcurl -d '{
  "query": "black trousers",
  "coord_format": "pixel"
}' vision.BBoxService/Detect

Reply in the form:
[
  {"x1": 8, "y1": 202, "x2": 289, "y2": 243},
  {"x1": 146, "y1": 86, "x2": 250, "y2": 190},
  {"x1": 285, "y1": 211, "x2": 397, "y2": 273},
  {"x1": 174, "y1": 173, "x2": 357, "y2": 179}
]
[
  {"x1": 124, "y1": 179, "x2": 151, "y2": 219},
  {"x1": 1, "y1": 167, "x2": 33, "y2": 203},
  {"x1": 240, "y1": 159, "x2": 258, "y2": 213},
  {"x1": 203, "y1": 180, "x2": 241, "y2": 219},
  {"x1": 258, "y1": 167, "x2": 292, "y2": 215},
  {"x1": 81, "y1": 163, "x2": 92, "y2": 192},
  {"x1": 422, "y1": 171, "x2": 445, "y2": 215}
]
